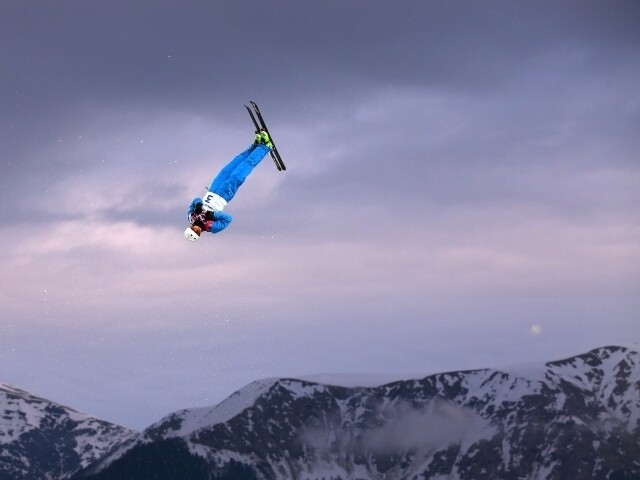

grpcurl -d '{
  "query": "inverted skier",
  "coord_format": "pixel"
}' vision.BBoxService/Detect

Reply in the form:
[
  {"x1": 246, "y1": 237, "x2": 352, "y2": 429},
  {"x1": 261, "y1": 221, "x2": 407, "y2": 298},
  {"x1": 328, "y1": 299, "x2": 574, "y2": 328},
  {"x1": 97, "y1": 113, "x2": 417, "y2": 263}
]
[{"x1": 184, "y1": 131, "x2": 273, "y2": 241}]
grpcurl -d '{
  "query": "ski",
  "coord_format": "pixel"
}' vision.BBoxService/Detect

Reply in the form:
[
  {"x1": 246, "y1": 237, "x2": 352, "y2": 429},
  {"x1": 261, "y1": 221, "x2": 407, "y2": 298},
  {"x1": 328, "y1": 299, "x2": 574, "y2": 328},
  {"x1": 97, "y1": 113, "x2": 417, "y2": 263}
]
[
  {"x1": 245, "y1": 104, "x2": 282, "y2": 171},
  {"x1": 249, "y1": 101, "x2": 286, "y2": 171},
  {"x1": 245, "y1": 104, "x2": 260, "y2": 132}
]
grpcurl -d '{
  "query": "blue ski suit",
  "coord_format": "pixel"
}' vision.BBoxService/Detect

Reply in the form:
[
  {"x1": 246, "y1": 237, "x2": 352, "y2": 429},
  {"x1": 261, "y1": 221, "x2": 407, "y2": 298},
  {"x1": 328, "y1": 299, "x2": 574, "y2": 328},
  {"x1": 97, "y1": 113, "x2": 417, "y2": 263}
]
[{"x1": 187, "y1": 144, "x2": 270, "y2": 234}]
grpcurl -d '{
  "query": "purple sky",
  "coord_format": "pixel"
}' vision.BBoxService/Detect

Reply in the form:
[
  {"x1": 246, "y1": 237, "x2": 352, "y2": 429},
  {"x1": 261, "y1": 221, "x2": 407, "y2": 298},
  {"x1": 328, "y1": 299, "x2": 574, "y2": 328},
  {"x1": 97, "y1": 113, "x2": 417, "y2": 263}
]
[{"x1": 1, "y1": 1, "x2": 638, "y2": 430}]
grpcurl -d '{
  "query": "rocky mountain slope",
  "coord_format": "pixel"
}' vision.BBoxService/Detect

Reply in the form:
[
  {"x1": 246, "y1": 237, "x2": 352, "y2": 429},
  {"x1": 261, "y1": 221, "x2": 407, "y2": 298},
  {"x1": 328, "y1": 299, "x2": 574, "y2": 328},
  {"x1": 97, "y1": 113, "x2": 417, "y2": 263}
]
[
  {"x1": 73, "y1": 345, "x2": 640, "y2": 480},
  {"x1": 0, "y1": 383, "x2": 136, "y2": 480}
]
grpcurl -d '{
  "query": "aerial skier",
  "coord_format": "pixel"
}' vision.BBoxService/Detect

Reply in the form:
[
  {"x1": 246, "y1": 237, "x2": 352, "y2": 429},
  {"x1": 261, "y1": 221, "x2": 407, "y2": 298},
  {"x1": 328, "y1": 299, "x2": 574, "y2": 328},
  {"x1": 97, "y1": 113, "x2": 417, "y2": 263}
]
[
  {"x1": 183, "y1": 131, "x2": 273, "y2": 241},
  {"x1": 184, "y1": 102, "x2": 285, "y2": 242}
]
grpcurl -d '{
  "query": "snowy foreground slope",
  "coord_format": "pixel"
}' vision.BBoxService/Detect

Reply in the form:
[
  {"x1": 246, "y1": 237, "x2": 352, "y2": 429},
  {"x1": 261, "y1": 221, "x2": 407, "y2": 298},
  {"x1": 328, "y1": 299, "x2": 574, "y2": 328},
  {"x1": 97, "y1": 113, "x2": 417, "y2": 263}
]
[
  {"x1": 73, "y1": 345, "x2": 640, "y2": 480},
  {"x1": 0, "y1": 383, "x2": 135, "y2": 480}
]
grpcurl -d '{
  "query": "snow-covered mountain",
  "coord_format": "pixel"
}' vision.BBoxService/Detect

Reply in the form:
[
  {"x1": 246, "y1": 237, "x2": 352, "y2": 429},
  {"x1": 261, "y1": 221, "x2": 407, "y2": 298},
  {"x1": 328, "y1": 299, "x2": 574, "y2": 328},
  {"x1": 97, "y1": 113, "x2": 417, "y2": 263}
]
[
  {"x1": 0, "y1": 383, "x2": 136, "y2": 480},
  {"x1": 73, "y1": 345, "x2": 640, "y2": 480}
]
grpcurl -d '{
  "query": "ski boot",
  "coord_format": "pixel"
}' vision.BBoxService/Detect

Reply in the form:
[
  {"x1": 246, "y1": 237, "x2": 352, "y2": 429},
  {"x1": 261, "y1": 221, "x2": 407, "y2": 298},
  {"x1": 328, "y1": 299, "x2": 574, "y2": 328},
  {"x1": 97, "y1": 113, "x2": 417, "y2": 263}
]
[{"x1": 257, "y1": 130, "x2": 274, "y2": 150}]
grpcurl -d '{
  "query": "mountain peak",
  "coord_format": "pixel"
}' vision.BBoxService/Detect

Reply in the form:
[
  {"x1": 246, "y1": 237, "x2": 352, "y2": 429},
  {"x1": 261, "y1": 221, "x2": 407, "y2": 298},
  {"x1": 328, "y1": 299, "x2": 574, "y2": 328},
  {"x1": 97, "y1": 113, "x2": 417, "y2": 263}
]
[{"x1": 0, "y1": 382, "x2": 136, "y2": 479}]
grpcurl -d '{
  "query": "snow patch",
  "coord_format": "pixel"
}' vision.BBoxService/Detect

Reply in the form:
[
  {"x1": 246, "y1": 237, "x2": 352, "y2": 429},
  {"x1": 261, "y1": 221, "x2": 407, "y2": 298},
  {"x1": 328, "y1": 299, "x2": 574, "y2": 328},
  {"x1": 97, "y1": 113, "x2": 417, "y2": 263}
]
[{"x1": 154, "y1": 379, "x2": 278, "y2": 438}]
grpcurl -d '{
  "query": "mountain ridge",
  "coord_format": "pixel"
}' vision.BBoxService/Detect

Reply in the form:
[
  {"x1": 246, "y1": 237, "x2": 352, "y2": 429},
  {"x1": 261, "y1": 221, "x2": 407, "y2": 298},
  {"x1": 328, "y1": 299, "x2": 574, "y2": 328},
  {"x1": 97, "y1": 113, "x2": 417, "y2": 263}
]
[{"x1": 72, "y1": 344, "x2": 640, "y2": 480}]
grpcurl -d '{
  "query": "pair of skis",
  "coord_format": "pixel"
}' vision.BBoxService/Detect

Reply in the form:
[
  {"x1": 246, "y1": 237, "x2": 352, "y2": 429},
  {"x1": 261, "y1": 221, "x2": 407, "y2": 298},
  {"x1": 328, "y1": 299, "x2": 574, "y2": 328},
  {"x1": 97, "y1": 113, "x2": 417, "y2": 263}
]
[{"x1": 245, "y1": 101, "x2": 286, "y2": 171}]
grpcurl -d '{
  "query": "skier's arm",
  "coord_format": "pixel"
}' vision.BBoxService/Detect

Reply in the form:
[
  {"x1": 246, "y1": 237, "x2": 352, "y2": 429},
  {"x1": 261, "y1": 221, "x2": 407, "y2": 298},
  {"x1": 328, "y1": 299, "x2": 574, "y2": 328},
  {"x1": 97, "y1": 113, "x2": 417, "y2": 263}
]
[
  {"x1": 207, "y1": 211, "x2": 233, "y2": 233},
  {"x1": 187, "y1": 197, "x2": 203, "y2": 220}
]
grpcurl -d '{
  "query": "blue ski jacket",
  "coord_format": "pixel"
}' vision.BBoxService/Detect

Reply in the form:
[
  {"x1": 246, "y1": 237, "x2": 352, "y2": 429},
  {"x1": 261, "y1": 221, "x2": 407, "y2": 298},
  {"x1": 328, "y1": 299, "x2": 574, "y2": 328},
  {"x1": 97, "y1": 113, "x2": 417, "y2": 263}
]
[{"x1": 187, "y1": 198, "x2": 233, "y2": 234}]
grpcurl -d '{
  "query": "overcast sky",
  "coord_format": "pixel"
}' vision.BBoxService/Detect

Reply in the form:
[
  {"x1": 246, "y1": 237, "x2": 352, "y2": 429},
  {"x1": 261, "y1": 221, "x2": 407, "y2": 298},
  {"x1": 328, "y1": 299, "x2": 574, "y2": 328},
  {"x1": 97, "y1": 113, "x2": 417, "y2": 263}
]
[{"x1": 1, "y1": 1, "x2": 638, "y2": 430}]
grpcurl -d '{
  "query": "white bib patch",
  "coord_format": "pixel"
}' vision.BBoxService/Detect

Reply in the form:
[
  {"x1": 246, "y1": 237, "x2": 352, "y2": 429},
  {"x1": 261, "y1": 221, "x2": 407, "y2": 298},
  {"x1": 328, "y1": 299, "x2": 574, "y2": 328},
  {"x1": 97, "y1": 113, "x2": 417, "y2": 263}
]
[{"x1": 202, "y1": 191, "x2": 227, "y2": 212}]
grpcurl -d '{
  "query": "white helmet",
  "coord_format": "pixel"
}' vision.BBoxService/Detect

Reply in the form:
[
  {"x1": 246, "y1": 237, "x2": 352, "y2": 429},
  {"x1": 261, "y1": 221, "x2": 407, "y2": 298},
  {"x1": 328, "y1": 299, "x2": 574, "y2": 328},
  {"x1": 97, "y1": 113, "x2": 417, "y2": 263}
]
[{"x1": 184, "y1": 227, "x2": 200, "y2": 241}]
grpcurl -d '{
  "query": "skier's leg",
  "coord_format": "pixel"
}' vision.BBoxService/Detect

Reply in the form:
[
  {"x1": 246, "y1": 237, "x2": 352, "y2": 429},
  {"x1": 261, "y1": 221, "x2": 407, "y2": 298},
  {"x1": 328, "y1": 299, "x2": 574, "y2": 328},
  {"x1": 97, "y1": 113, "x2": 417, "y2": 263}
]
[
  {"x1": 214, "y1": 144, "x2": 270, "y2": 202},
  {"x1": 209, "y1": 145, "x2": 256, "y2": 192}
]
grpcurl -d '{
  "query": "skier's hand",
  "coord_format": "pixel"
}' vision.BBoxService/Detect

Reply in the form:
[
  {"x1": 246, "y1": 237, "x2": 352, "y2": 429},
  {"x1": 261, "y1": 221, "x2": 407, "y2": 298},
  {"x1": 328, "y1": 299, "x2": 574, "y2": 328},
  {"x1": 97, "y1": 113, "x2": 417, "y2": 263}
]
[{"x1": 194, "y1": 202, "x2": 203, "y2": 214}]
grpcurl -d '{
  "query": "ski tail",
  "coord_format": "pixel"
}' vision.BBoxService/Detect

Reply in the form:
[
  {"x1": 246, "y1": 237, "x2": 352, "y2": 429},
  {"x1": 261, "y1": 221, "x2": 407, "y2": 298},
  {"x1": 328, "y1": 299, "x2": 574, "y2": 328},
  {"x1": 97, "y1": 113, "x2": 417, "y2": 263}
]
[{"x1": 245, "y1": 105, "x2": 260, "y2": 133}]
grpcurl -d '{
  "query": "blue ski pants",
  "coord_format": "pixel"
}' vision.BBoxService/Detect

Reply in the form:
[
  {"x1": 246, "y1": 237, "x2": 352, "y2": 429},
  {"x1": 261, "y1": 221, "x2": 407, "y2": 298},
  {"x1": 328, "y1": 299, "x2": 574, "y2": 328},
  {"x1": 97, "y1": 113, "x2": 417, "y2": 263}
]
[{"x1": 210, "y1": 144, "x2": 270, "y2": 203}]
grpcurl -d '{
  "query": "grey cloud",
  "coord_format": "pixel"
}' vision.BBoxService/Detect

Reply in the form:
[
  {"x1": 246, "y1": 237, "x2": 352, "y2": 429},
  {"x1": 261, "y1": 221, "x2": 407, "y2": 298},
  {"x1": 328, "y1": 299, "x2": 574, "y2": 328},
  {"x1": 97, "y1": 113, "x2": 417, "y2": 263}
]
[
  {"x1": 362, "y1": 400, "x2": 491, "y2": 453},
  {"x1": 300, "y1": 398, "x2": 491, "y2": 455}
]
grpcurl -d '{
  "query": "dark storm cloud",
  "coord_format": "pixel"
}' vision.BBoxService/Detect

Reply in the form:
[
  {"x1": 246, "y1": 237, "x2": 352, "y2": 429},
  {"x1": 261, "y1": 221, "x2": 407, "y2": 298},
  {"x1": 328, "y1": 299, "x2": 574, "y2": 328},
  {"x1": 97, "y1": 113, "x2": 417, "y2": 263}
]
[
  {"x1": 2, "y1": 0, "x2": 638, "y2": 174},
  {"x1": 2, "y1": 0, "x2": 637, "y2": 159},
  {"x1": 3, "y1": 1, "x2": 639, "y2": 115}
]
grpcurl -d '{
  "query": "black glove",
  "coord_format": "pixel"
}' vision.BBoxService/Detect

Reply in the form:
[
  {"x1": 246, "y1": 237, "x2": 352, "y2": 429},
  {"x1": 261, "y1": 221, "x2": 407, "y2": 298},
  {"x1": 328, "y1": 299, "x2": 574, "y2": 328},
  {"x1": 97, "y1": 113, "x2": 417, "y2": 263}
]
[
  {"x1": 194, "y1": 202, "x2": 203, "y2": 214},
  {"x1": 205, "y1": 210, "x2": 214, "y2": 221}
]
